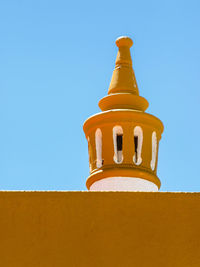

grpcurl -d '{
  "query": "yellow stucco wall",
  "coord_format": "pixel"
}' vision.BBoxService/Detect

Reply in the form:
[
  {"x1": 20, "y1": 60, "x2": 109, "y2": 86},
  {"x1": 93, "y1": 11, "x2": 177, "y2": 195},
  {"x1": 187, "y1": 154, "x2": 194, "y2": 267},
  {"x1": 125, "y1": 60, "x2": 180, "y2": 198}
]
[{"x1": 0, "y1": 192, "x2": 200, "y2": 266}]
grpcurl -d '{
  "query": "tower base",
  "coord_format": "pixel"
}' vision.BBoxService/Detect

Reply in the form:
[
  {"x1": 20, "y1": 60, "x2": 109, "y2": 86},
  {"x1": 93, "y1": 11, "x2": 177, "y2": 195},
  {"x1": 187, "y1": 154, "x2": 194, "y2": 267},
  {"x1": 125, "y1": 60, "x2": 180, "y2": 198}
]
[{"x1": 89, "y1": 177, "x2": 158, "y2": 192}]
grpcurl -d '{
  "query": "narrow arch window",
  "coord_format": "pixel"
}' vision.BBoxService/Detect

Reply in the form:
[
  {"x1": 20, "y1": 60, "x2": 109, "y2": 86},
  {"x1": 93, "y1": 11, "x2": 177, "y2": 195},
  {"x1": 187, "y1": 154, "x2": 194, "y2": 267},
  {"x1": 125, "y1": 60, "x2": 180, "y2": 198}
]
[
  {"x1": 95, "y1": 128, "x2": 103, "y2": 168},
  {"x1": 113, "y1": 126, "x2": 123, "y2": 164},
  {"x1": 150, "y1": 131, "x2": 157, "y2": 171},
  {"x1": 87, "y1": 137, "x2": 92, "y2": 172},
  {"x1": 133, "y1": 126, "x2": 143, "y2": 165}
]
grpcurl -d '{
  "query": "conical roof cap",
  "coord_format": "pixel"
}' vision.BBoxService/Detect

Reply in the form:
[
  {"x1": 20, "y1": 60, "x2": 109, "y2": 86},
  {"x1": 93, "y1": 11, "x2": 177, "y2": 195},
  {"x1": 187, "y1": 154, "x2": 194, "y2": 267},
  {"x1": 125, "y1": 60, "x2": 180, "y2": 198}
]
[{"x1": 99, "y1": 36, "x2": 148, "y2": 111}]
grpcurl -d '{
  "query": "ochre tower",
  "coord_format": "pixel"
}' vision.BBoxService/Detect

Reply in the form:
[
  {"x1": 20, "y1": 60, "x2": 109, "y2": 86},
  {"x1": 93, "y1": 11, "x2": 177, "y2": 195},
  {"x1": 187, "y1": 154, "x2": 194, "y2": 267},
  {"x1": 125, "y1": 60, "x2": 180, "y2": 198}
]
[{"x1": 83, "y1": 36, "x2": 164, "y2": 191}]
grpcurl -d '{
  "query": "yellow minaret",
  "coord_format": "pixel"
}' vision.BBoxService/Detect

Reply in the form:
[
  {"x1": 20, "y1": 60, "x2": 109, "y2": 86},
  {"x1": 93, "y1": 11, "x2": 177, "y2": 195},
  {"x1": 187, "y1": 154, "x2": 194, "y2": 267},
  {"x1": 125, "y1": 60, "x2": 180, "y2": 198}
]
[{"x1": 83, "y1": 36, "x2": 164, "y2": 191}]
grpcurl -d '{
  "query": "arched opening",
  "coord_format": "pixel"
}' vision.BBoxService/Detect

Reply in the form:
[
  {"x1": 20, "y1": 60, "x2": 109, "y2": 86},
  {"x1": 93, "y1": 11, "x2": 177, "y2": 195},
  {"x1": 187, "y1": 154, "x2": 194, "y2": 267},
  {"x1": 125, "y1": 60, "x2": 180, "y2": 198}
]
[
  {"x1": 113, "y1": 126, "x2": 123, "y2": 164},
  {"x1": 87, "y1": 137, "x2": 92, "y2": 172},
  {"x1": 150, "y1": 131, "x2": 157, "y2": 171},
  {"x1": 95, "y1": 128, "x2": 103, "y2": 168},
  {"x1": 133, "y1": 126, "x2": 143, "y2": 165}
]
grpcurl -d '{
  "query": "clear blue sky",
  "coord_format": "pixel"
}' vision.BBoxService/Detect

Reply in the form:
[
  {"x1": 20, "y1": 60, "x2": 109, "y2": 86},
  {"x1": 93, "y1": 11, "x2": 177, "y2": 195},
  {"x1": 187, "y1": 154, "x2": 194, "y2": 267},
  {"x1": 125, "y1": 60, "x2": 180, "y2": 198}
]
[{"x1": 1, "y1": 0, "x2": 200, "y2": 191}]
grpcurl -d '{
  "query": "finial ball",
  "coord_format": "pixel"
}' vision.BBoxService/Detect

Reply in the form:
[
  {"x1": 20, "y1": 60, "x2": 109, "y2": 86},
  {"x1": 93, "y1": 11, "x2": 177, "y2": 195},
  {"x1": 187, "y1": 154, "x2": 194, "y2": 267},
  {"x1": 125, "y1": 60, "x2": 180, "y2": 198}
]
[{"x1": 116, "y1": 36, "x2": 133, "y2": 48}]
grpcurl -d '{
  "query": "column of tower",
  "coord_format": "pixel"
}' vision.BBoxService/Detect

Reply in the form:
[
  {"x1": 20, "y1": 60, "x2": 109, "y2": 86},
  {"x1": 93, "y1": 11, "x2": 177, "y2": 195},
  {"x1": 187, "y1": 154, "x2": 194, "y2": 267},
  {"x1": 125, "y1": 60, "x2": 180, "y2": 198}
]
[{"x1": 83, "y1": 36, "x2": 164, "y2": 191}]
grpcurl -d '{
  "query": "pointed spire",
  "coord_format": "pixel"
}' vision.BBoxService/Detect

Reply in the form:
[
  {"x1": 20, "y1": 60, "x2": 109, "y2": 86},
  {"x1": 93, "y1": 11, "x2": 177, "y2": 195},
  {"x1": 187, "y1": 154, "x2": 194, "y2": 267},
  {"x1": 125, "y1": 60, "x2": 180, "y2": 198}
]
[
  {"x1": 99, "y1": 36, "x2": 149, "y2": 112},
  {"x1": 108, "y1": 36, "x2": 138, "y2": 95}
]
